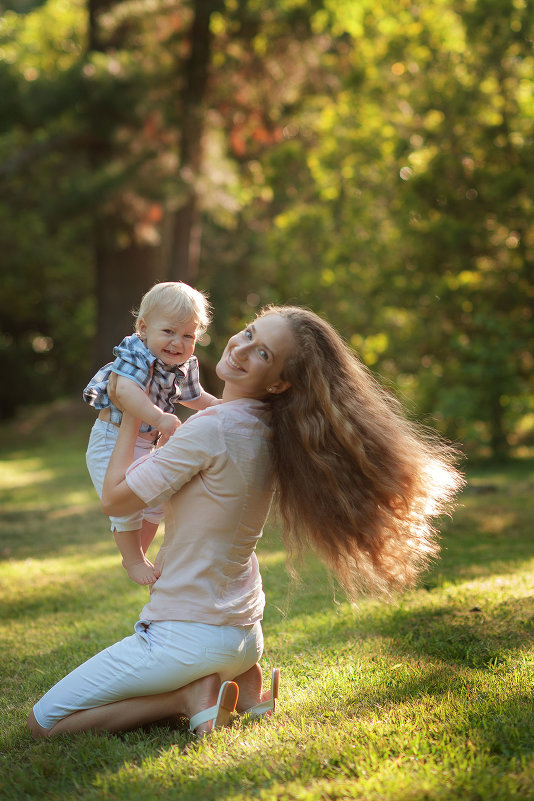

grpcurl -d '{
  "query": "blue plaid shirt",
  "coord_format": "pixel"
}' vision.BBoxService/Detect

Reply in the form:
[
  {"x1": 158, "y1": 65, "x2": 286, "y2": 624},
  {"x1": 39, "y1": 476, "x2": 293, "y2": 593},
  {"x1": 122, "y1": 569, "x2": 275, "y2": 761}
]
[{"x1": 83, "y1": 334, "x2": 202, "y2": 433}]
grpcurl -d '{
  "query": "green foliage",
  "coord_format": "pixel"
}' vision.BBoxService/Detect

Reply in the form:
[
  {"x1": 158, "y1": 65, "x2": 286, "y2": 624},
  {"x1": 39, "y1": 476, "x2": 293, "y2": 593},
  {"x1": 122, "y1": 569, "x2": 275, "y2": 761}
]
[
  {"x1": 211, "y1": 0, "x2": 534, "y2": 456},
  {"x1": 0, "y1": 0, "x2": 533, "y2": 455},
  {"x1": 0, "y1": 0, "x2": 177, "y2": 413},
  {"x1": 381, "y1": 0, "x2": 534, "y2": 455},
  {"x1": 0, "y1": 1, "x2": 92, "y2": 413}
]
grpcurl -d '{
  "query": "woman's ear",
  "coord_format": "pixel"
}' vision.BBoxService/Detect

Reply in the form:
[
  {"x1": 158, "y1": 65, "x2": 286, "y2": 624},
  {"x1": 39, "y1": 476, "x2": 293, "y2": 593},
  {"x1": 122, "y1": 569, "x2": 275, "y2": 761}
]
[{"x1": 267, "y1": 380, "x2": 291, "y2": 395}]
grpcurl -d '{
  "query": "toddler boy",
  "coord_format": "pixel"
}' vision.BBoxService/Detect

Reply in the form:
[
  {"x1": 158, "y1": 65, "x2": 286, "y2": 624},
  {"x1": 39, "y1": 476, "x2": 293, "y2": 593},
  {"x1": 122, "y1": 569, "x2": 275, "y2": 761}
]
[{"x1": 83, "y1": 281, "x2": 219, "y2": 586}]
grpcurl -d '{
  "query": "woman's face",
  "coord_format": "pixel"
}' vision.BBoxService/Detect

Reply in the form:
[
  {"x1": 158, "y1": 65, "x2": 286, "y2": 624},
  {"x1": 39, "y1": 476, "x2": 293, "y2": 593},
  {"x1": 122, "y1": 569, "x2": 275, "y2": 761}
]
[{"x1": 216, "y1": 313, "x2": 294, "y2": 401}]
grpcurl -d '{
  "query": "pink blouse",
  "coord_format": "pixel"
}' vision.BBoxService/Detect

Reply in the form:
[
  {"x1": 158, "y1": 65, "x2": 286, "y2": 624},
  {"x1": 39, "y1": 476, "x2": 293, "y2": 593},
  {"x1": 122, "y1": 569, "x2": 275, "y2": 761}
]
[{"x1": 125, "y1": 399, "x2": 274, "y2": 626}]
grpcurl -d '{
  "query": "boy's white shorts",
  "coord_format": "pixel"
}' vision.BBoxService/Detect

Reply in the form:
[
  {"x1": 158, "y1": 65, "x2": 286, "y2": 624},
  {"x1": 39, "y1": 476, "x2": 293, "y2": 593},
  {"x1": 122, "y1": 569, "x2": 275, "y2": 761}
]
[{"x1": 86, "y1": 418, "x2": 164, "y2": 532}]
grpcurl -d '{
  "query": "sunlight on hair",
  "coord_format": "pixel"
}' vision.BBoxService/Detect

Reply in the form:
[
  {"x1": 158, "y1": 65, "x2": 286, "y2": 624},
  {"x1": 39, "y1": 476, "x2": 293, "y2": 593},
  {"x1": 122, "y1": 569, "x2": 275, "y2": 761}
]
[{"x1": 421, "y1": 459, "x2": 464, "y2": 516}]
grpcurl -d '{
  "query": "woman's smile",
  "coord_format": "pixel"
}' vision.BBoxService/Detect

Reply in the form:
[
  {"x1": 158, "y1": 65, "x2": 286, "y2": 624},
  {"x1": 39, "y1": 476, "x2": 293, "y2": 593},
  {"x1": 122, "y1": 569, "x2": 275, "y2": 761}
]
[{"x1": 226, "y1": 351, "x2": 245, "y2": 371}]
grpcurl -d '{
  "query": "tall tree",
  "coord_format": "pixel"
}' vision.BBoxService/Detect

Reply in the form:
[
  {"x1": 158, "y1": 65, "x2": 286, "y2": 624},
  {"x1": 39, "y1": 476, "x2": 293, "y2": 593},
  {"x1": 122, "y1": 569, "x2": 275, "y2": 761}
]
[
  {"x1": 166, "y1": 0, "x2": 220, "y2": 283},
  {"x1": 88, "y1": 0, "x2": 162, "y2": 368},
  {"x1": 88, "y1": 0, "x2": 223, "y2": 368}
]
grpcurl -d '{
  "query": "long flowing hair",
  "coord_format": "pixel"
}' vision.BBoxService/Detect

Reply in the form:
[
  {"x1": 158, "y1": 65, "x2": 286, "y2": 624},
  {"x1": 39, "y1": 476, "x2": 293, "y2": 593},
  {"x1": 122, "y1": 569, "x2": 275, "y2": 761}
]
[{"x1": 261, "y1": 306, "x2": 464, "y2": 599}]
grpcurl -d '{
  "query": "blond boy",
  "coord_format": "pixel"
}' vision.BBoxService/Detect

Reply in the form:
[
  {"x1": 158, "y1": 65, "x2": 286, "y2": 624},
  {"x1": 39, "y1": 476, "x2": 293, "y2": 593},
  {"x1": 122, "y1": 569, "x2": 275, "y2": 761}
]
[{"x1": 83, "y1": 282, "x2": 219, "y2": 586}]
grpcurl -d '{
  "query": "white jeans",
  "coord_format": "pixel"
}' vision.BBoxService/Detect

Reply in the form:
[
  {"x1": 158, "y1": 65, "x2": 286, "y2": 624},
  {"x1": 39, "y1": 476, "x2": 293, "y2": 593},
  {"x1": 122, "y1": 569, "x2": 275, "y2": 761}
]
[
  {"x1": 86, "y1": 419, "x2": 164, "y2": 532},
  {"x1": 33, "y1": 619, "x2": 264, "y2": 730}
]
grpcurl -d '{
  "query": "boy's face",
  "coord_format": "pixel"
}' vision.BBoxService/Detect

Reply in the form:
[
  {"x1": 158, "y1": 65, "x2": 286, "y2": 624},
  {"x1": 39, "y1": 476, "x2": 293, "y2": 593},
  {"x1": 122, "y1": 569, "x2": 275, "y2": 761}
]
[{"x1": 138, "y1": 312, "x2": 198, "y2": 367}]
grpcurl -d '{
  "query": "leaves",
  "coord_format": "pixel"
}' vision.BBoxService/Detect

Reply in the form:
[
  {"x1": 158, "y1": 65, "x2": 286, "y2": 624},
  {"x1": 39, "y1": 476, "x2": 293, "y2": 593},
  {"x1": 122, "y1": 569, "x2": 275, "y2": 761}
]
[{"x1": 0, "y1": 0, "x2": 532, "y2": 454}]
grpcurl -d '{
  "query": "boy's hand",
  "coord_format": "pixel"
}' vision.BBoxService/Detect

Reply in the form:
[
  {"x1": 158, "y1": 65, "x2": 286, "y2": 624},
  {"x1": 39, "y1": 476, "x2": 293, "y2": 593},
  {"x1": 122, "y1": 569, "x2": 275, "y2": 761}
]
[{"x1": 157, "y1": 411, "x2": 181, "y2": 445}]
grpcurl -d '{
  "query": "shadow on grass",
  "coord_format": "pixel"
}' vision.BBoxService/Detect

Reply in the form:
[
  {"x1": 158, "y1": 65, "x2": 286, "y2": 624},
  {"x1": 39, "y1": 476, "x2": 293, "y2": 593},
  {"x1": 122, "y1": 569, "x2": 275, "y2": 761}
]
[
  {"x1": 262, "y1": 582, "x2": 534, "y2": 670},
  {"x1": 0, "y1": 508, "x2": 110, "y2": 562},
  {"x1": 380, "y1": 595, "x2": 534, "y2": 667},
  {"x1": 3, "y1": 447, "x2": 534, "y2": 799},
  {"x1": 5, "y1": 595, "x2": 534, "y2": 797},
  {"x1": 4, "y1": 686, "x2": 534, "y2": 801}
]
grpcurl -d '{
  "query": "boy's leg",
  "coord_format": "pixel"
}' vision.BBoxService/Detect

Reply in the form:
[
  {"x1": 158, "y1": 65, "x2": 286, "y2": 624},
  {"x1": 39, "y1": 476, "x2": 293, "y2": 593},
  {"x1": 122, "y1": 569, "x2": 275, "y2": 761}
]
[
  {"x1": 140, "y1": 520, "x2": 160, "y2": 558},
  {"x1": 114, "y1": 529, "x2": 159, "y2": 585},
  {"x1": 87, "y1": 422, "x2": 161, "y2": 586},
  {"x1": 86, "y1": 421, "x2": 144, "y2": 580}
]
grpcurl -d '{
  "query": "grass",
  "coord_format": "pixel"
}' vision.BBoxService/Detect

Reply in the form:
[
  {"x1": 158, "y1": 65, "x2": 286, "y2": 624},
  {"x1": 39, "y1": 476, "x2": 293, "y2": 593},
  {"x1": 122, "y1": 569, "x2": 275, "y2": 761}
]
[{"x1": 1, "y1": 401, "x2": 533, "y2": 800}]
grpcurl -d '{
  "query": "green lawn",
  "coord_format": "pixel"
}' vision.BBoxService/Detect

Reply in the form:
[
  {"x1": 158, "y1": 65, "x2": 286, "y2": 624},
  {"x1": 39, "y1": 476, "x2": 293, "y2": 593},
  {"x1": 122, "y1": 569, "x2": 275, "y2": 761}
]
[{"x1": 1, "y1": 403, "x2": 533, "y2": 800}]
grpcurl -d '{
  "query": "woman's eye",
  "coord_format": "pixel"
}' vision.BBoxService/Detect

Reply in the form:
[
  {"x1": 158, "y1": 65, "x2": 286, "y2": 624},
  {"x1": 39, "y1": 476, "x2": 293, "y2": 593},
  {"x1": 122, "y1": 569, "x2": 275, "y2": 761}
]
[
  {"x1": 259, "y1": 349, "x2": 268, "y2": 360},
  {"x1": 244, "y1": 329, "x2": 252, "y2": 340}
]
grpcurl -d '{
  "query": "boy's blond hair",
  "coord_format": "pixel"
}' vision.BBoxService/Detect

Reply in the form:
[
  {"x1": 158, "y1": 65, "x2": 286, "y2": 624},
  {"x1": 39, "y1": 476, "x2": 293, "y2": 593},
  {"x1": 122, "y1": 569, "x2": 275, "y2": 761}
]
[{"x1": 134, "y1": 282, "x2": 211, "y2": 335}]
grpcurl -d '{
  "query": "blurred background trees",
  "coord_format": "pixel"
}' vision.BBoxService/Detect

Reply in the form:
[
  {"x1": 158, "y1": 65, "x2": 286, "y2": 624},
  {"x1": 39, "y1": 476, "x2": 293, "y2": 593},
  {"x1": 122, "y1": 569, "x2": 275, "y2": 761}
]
[{"x1": 1, "y1": 0, "x2": 532, "y2": 457}]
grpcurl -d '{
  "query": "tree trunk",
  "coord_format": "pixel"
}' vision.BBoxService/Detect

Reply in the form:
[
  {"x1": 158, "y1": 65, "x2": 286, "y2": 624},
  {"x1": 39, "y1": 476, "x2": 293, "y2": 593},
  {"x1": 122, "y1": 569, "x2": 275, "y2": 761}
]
[
  {"x1": 165, "y1": 194, "x2": 202, "y2": 284},
  {"x1": 166, "y1": 0, "x2": 218, "y2": 282},
  {"x1": 87, "y1": 0, "x2": 217, "y2": 370},
  {"x1": 93, "y1": 227, "x2": 163, "y2": 368},
  {"x1": 88, "y1": 0, "x2": 164, "y2": 370},
  {"x1": 488, "y1": 390, "x2": 509, "y2": 461}
]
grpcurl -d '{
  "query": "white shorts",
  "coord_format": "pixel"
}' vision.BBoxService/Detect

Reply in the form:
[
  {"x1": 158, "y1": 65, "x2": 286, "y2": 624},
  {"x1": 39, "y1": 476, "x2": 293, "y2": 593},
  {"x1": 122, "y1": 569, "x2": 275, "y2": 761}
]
[
  {"x1": 33, "y1": 619, "x2": 263, "y2": 730},
  {"x1": 86, "y1": 419, "x2": 164, "y2": 532}
]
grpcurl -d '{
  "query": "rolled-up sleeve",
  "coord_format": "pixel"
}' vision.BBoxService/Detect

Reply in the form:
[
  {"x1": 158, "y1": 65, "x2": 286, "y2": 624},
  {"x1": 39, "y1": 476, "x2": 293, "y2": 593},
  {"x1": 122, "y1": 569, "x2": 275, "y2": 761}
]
[
  {"x1": 125, "y1": 411, "x2": 222, "y2": 508},
  {"x1": 111, "y1": 337, "x2": 154, "y2": 391},
  {"x1": 177, "y1": 356, "x2": 201, "y2": 401}
]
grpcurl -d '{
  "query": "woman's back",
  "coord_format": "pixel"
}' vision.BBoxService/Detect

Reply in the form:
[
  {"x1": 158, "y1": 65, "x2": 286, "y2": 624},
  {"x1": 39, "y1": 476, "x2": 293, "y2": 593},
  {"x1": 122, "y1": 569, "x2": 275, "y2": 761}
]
[{"x1": 125, "y1": 399, "x2": 274, "y2": 625}]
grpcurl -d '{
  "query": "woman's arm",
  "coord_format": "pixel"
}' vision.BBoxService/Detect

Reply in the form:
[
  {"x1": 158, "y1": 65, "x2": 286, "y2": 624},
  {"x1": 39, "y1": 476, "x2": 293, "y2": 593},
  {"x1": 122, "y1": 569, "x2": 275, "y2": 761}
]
[{"x1": 101, "y1": 412, "x2": 147, "y2": 516}]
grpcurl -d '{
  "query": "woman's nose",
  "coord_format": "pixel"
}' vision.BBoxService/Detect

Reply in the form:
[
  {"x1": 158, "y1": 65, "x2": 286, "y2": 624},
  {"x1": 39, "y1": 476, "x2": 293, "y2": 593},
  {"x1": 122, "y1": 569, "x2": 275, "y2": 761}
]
[
  {"x1": 234, "y1": 340, "x2": 250, "y2": 354},
  {"x1": 233, "y1": 340, "x2": 250, "y2": 356}
]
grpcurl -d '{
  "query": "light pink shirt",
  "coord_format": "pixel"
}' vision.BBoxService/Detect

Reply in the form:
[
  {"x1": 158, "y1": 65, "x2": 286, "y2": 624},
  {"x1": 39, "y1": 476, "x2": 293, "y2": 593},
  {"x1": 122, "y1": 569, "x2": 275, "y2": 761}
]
[{"x1": 125, "y1": 399, "x2": 273, "y2": 625}]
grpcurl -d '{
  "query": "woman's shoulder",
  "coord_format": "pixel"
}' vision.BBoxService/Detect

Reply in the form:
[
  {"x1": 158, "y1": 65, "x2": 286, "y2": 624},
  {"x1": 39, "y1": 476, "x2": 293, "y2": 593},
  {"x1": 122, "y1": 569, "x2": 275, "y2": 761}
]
[
  {"x1": 216, "y1": 399, "x2": 270, "y2": 424},
  {"x1": 185, "y1": 400, "x2": 270, "y2": 433}
]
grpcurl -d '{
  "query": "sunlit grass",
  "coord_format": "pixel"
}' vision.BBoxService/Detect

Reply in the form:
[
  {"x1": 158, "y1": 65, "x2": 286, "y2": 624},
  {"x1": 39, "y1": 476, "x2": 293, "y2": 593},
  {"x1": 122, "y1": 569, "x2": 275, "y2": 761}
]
[
  {"x1": 0, "y1": 457, "x2": 56, "y2": 488},
  {"x1": 1, "y1": 410, "x2": 534, "y2": 800}
]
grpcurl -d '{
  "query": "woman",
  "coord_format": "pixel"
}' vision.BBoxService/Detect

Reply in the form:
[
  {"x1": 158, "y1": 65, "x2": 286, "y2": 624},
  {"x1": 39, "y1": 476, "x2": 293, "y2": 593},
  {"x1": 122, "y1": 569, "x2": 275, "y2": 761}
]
[{"x1": 28, "y1": 306, "x2": 463, "y2": 738}]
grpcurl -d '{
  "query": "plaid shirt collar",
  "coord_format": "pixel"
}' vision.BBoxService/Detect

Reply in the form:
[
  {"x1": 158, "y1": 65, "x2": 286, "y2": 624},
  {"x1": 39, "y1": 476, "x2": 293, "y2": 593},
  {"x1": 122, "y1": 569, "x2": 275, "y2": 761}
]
[{"x1": 153, "y1": 358, "x2": 187, "y2": 378}]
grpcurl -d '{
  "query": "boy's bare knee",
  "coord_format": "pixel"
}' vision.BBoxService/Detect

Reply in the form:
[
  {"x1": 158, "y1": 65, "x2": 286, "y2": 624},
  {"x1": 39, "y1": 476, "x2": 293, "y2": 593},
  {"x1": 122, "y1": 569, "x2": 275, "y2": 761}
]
[{"x1": 27, "y1": 709, "x2": 50, "y2": 739}]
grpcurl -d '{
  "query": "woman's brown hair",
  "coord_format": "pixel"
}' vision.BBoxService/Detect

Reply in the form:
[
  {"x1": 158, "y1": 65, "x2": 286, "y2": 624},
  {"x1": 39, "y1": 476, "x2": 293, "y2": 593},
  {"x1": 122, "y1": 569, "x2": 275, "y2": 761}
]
[{"x1": 260, "y1": 306, "x2": 464, "y2": 599}]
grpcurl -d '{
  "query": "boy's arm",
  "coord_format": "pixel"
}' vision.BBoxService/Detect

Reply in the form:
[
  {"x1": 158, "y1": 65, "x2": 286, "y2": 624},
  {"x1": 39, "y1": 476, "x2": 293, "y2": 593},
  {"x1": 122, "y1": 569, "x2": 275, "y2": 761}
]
[
  {"x1": 114, "y1": 375, "x2": 179, "y2": 438},
  {"x1": 180, "y1": 388, "x2": 221, "y2": 411}
]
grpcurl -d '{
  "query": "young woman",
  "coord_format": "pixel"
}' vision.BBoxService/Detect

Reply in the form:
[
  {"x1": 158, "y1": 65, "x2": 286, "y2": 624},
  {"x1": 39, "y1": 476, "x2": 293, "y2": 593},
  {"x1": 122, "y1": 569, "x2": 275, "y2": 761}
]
[{"x1": 28, "y1": 307, "x2": 462, "y2": 738}]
